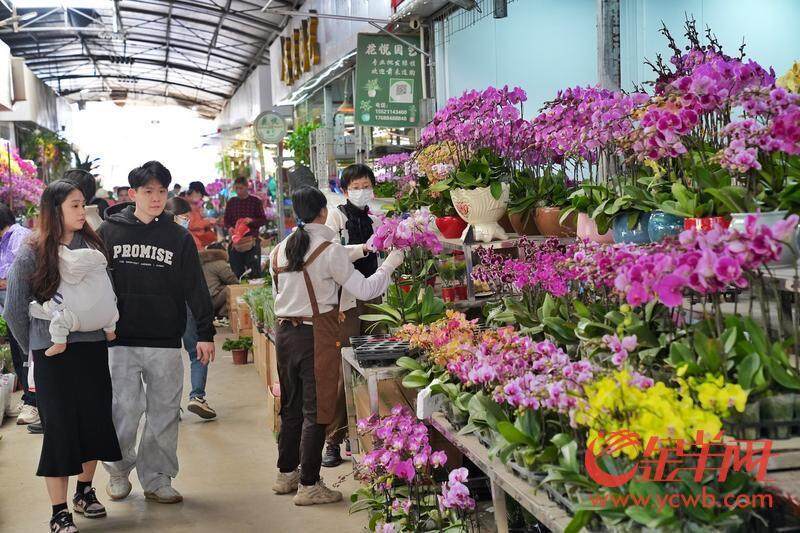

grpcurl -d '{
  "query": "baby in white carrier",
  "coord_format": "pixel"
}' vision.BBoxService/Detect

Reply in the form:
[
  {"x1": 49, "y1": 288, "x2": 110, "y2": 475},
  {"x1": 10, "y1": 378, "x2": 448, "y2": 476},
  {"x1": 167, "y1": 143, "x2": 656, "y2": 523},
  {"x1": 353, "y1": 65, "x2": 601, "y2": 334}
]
[{"x1": 30, "y1": 246, "x2": 119, "y2": 356}]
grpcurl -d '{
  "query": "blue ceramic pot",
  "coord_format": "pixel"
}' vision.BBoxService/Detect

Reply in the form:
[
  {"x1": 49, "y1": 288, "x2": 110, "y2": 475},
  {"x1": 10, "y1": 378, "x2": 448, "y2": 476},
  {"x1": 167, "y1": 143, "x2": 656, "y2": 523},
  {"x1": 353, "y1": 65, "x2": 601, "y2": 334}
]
[
  {"x1": 647, "y1": 211, "x2": 684, "y2": 242},
  {"x1": 613, "y1": 212, "x2": 651, "y2": 244}
]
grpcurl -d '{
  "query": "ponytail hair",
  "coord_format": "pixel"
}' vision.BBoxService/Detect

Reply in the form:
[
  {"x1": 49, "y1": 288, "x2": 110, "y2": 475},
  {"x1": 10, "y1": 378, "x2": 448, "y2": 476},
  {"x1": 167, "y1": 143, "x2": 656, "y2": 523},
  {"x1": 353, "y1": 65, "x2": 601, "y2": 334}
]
[{"x1": 285, "y1": 186, "x2": 327, "y2": 271}]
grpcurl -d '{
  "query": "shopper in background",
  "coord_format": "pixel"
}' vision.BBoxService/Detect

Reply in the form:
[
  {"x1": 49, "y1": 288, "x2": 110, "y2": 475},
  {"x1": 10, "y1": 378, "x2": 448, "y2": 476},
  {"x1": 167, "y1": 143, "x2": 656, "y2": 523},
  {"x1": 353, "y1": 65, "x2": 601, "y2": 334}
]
[
  {"x1": 89, "y1": 189, "x2": 111, "y2": 221},
  {"x1": 223, "y1": 177, "x2": 267, "y2": 278},
  {"x1": 322, "y1": 163, "x2": 380, "y2": 467},
  {"x1": 4, "y1": 180, "x2": 122, "y2": 533},
  {"x1": 170, "y1": 183, "x2": 182, "y2": 198},
  {"x1": 199, "y1": 242, "x2": 238, "y2": 319},
  {"x1": 0, "y1": 203, "x2": 38, "y2": 426},
  {"x1": 116, "y1": 186, "x2": 130, "y2": 204},
  {"x1": 270, "y1": 186, "x2": 403, "y2": 506},
  {"x1": 186, "y1": 181, "x2": 217, "y2": 249},
  {"x1": 100, "y1": 161, "x2": 215, "y2": 504},
  {"x1": 64, "y1": 169, "x2": 102, "y2": 231},
  {"x1": 165, "y1": 196, "x2": 221, "y2": 420}
]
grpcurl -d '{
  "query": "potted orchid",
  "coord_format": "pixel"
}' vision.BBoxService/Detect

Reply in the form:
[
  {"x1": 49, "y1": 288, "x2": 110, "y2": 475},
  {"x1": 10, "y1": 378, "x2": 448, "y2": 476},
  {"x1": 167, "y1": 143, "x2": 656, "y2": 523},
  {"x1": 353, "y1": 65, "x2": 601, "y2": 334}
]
[
  {"x1": 420, "y1": 86, "x2": 532, "y2": 243},
  {"x1": 351, "y1": 407, "x2": 476, "y2": 532},
  {"x1": 361, "y1": 209, "x2": 446, "y2": 330}
]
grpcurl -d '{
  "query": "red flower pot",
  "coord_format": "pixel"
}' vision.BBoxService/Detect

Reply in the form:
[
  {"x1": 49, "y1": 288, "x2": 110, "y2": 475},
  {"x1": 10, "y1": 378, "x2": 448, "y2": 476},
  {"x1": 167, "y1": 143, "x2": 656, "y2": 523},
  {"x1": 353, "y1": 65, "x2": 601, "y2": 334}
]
[
  {"x1": 435, "y1": 216, "x2": 468, "y2": 239},
  {"x1": 441, "y1": 287, "x2": 456, "y2": 302},
  {"x1": 683, "y1": 216, "x2": 730, "y2": 232},
  {"x1": 454, "y1": 285, "x2": 468, "y2": 301}
]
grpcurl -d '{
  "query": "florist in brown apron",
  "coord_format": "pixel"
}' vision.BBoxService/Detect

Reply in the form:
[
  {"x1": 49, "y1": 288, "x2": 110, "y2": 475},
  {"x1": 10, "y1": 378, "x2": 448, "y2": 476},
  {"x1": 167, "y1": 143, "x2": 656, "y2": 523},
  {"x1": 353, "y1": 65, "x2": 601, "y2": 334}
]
[{"x1": 269, "y1": 187, "x2": 404, "y2": 507}]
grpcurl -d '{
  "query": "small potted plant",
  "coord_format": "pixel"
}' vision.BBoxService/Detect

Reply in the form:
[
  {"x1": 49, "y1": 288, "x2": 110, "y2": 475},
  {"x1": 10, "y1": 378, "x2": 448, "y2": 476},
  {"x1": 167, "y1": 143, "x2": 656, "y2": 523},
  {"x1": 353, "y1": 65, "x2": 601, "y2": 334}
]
[{"x1": 222, "y1": 336, "x2": 253, "y2": 365}]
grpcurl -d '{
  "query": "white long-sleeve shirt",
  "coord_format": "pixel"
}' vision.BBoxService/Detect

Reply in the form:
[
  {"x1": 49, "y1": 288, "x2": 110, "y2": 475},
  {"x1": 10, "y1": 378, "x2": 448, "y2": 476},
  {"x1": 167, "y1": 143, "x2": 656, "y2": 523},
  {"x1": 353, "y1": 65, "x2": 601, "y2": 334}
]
[
  {"x1": 271, "y1": 223, "x2": 395, "y2": 318},
  {"x1": 325, "y1": 206, "x2": 381, "y2": 312}
]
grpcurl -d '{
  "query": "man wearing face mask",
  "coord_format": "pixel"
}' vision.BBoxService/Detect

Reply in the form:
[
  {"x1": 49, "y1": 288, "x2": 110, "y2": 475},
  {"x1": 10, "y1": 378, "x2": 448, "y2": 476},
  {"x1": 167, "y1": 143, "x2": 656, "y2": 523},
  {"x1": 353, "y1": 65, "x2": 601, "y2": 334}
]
[{"x1": 322, "y1": 164, "x2": 380, "y2": 467}]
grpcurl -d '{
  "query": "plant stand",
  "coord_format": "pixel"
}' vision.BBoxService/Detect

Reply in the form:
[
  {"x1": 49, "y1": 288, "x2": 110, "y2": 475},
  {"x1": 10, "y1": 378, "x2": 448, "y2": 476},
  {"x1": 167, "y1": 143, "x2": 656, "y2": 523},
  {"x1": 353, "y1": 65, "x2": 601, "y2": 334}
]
[
  {"x1": 429, "y1": 412, "x2": 572, "y2": 533},
  {"x1": 341, "y1": 347, "x2": 406, "y2": 455}
]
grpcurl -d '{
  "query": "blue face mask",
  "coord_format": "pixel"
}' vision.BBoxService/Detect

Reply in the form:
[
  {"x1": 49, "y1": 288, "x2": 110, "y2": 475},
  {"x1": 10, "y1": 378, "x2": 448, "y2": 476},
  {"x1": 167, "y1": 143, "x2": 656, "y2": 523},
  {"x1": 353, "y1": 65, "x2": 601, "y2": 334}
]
[{"x1": 178, "y1": 217, "x2": 190, "y2": 229}]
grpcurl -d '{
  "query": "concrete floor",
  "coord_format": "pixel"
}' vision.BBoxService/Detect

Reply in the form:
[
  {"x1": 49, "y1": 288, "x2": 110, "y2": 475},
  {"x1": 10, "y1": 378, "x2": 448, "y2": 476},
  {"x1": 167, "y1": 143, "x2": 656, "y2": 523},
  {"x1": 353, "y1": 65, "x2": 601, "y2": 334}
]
[{"x1": 0, "y1": 332, "x2": 364, "y2": 533}]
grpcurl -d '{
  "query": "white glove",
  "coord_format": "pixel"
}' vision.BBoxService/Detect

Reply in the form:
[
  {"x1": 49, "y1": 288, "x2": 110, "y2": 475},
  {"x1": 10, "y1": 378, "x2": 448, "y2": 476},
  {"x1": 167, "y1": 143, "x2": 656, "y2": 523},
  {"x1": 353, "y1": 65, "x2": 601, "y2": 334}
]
[{"x1": 381, "y1": 249, "x2": 406, "y2": 272}]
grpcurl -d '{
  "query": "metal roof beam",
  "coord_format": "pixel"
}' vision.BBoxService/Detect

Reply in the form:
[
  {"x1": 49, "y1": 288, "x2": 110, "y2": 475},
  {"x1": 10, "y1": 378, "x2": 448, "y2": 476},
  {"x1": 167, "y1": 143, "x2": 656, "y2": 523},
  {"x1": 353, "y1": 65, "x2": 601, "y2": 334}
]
[
  {"x1": 163, "y1": 0, "x2": 173, "y2": 96},
  {"x1": 136, "y1": 0, "x2": 284, "y2": 31},
  {"x1": 25, "y1": 55, "x2": 239, "y2": 84},
  {"x1": 40, "y1": 73, "x2": 232, "y2": 99}
]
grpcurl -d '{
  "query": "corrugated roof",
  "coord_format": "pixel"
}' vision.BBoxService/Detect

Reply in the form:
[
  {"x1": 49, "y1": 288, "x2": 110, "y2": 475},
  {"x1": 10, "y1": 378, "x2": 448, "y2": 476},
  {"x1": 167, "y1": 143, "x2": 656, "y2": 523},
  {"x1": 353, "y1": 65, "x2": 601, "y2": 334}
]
[{"x1": 0, "y1": 0, "x2": 302, "y2": 117}]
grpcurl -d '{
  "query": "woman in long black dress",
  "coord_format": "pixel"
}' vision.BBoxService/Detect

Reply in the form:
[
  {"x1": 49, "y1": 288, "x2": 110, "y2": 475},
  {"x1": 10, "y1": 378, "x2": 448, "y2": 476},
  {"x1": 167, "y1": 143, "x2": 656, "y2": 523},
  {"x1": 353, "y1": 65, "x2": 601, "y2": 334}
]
[{"x1": 4, "y1": 180, "x2": 122, "y2": 533}]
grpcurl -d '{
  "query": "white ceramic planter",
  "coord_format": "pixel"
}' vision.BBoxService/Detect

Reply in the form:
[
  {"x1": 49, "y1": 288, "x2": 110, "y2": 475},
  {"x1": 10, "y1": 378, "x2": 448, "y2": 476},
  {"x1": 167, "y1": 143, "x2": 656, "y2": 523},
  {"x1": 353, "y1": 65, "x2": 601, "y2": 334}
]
[
  {"x1": 730, "y1": 210, "x2": 799, "y2": 266},
  {"x1": 451, "y1": 184, "x2": 510, "y2": 243}
]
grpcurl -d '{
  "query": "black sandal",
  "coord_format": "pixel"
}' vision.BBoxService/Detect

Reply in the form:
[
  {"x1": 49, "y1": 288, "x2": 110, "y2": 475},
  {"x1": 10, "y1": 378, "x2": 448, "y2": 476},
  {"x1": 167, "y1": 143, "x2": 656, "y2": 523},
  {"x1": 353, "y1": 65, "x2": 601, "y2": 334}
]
[{"x1": 72, "y1": 487, "x2": 106, "y2": 519}]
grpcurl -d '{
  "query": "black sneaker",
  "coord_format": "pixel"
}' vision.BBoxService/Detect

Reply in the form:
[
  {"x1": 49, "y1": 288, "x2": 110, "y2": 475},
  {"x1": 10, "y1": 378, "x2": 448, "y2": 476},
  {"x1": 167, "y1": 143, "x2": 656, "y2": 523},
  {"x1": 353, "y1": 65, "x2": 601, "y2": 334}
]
[
  {"x1": 50, "y1": 510, "x2": 79, "y2": 532},
  {"x1": 321, "y1": 443, "x2": 343, "y2": 468},
  {"x1": 28, "y1": 422, "x2": 43, "y2": 434},
  {"x1": 73, "y1": 487, "x2": 106, "y2": 519}
]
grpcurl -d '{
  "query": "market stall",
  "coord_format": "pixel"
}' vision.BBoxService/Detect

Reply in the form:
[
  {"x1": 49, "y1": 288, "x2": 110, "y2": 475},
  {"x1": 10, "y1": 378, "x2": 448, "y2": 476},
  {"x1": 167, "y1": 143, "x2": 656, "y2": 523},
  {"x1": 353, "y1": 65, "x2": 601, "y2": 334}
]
[{"x1": 239, "y1": 17, "x2": 800, "y2": 533}]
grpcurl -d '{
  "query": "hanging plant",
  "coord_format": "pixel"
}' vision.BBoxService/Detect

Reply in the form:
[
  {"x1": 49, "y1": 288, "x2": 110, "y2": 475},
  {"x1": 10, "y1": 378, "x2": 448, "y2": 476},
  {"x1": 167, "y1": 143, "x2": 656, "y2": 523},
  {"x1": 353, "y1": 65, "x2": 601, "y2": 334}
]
[{"x1": 284, "y1": 122, "x2": 321, "y2": 166}]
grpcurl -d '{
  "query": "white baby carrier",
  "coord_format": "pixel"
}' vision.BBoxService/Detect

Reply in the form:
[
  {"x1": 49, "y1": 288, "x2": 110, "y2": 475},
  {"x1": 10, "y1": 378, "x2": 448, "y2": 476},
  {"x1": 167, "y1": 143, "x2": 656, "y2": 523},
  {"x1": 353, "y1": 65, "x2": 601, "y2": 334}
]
[{"x1": 29, "y1": 246, "x2": 118, "y2": 332}]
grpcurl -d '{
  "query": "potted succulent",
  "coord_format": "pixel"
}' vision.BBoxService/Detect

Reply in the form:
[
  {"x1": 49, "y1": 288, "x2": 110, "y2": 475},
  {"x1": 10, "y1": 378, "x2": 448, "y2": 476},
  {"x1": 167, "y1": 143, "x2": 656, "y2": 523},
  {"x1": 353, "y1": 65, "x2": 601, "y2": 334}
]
[
  {"x1": 430, "y1": 149, "x2": 510, "y2": 243},
  {"x1": 222, "y1": 336, "x2": 253, "y2": 365}
]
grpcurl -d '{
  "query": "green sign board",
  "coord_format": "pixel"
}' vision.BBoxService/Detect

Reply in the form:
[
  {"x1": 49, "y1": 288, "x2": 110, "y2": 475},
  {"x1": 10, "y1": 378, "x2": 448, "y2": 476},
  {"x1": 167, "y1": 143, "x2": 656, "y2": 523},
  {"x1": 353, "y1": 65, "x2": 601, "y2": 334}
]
[{"x1": 355, "y1": 33, "x2": 422, "y2": 128}]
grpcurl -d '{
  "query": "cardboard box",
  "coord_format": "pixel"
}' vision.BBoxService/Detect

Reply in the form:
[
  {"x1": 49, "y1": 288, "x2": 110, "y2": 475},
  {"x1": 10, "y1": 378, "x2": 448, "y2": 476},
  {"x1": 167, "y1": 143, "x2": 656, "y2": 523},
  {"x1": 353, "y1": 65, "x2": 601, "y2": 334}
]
[
  {"x1": 253, "y1": 331, "x2": 268, "y2": 390},
  {"x1": 268, "y1": 382, "x2": 281, "y2": 435},
  {"x1": 350, "y1": 376, "x2": 462, "y2": 467},
  {"x1": 266, "y1": 336, "x2": 278, "y2": 387},
  {"x1": 232, "y1": 297, "x2": 253, "y2": 338}
]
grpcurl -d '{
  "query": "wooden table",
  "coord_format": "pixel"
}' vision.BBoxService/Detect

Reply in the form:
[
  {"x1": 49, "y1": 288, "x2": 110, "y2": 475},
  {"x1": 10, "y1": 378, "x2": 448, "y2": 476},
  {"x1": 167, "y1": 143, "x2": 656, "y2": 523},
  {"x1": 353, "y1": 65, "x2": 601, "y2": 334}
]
[
  {"x1": 341, "y1": 347, "x2": 405, "y2": 455},
  {"x1": 429, "y1": 413, "x2": 573, "y2": 533}
]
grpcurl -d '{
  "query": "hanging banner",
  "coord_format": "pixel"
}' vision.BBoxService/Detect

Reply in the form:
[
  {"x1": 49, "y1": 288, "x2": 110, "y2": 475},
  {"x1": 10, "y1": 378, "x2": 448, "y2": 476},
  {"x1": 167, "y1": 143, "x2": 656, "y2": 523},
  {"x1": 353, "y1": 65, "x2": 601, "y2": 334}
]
[{"x1": 355, "y1": 33, "x2": 422, "y2": 128}]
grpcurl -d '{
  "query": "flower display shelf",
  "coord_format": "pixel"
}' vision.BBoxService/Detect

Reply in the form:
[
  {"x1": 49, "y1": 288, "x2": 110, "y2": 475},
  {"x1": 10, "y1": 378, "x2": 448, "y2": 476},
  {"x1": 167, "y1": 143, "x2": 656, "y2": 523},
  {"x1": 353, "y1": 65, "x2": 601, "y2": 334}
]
[
  {"x1": 438, "y1": 234, "x2": 575, "y2": 305},
  {"x1": 341, "y1": 347, "x2": 406, "y2": 455},
  {"x1": 430, "y1": 412, "x2": 572, "y2": 533}
]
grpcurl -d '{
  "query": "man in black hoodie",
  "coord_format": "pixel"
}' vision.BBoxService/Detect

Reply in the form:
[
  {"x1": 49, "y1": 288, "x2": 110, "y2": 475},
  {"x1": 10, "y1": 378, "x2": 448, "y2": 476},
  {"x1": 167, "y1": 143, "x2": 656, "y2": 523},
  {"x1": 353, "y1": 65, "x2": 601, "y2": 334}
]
[{"x1": 99, "y1": 161, "x2": 215, "y2": 504}]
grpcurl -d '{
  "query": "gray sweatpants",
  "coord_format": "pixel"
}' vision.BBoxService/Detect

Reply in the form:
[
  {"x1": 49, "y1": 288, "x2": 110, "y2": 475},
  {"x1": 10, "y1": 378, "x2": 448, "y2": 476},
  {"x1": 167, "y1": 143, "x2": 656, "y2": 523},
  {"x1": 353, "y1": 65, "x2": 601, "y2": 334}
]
[{"x1": 103, "y1": 346, "x2": 183, "y2": 492}]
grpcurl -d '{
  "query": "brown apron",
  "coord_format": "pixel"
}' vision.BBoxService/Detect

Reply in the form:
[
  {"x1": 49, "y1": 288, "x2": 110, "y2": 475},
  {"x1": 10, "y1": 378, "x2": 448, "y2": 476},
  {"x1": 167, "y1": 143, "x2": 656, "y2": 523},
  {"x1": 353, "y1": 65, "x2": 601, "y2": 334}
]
[{"x1": 272, "y1": 241, "x2": 343, "y2": 426}]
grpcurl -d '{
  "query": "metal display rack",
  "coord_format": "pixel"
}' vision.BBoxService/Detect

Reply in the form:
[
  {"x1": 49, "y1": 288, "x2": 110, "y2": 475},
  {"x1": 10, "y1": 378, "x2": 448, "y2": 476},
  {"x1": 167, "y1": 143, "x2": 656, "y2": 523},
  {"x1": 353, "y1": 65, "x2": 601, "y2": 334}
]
[
  {"x1": 430, "y1": 413, "x2": 572, "y2": 533},
  {"x1": 438, "y1": 233, "x2": 522, "y2": 304}
]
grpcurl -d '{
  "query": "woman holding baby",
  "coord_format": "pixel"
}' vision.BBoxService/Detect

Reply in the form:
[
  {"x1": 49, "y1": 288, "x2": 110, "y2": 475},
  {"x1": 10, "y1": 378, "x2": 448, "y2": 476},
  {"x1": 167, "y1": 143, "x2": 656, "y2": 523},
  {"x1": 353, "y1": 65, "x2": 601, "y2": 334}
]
[{"x1": 3, "y1": 178, "x2": 121, "y2": 533}]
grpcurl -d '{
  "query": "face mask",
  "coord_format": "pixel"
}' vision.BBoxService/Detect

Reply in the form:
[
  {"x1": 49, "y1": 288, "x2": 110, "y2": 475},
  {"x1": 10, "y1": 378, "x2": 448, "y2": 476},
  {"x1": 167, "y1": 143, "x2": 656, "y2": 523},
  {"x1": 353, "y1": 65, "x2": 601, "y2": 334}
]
[
  {"x1": 349, "y1": 188, "x2": 373, "y2": 208},
  {"x1": 178, "y1": 217, "x2": 190, "y2": 229}
]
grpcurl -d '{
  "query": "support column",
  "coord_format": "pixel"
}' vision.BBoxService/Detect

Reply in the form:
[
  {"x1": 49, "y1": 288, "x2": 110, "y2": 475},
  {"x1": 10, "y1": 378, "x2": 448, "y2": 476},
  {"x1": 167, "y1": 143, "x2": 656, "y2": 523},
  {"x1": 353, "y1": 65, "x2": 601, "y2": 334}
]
[{"x1": 597, "y1": 0, "x2": 621, "y2": 90}]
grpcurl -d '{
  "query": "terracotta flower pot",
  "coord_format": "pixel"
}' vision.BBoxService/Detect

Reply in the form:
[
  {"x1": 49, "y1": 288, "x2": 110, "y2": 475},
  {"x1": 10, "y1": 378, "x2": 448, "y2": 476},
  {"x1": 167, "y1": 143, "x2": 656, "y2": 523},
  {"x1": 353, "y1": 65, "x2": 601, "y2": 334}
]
[
  {"x1": 683, "y1": 216, "x2": 730, "y2": 232},
  {"x1": 231, "y1": 348, "x2": 249, "y2": 365},
  {"x1": 534, "y1": 207, "x2": 576, "y2": 237},
  {"x1": 508, "y1": 210, "x2": 539, "y2": 236},
  {"x1": 576, "y1": 213, "x2": 613, "y2": 243},
  {"x1": 435, "y1": 216, "x2": 468, "y2": 239},
  {"x1": 451, "y1": 184, "x2": 510, "y2": 243}
]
